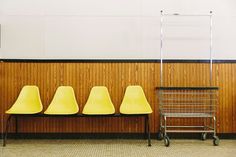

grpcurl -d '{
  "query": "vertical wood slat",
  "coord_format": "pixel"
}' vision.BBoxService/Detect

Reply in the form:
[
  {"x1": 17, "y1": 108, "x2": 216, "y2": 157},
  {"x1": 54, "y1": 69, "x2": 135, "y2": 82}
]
[{"x1": 0, "y1": 62, "x2": 235, "y2": 133}]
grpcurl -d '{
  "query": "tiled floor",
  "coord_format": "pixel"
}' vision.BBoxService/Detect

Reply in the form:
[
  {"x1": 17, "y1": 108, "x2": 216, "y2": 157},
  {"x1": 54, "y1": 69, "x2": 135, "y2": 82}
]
[{"x1": 1, "y1": 139, "x2": 236, "y2": 157}]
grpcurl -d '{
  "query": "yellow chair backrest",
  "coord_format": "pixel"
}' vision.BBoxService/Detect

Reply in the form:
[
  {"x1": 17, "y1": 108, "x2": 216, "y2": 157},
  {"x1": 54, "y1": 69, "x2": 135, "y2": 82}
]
[
  {"x1": 44, "y1": 86, "x2": 79, "y2": 115},
  {"x1": 120, "y1": 85, "x2": 152, "y2": 114},
  {"x1": 6, "y1": 86, "x2": 43, "y2": 114},
  {"x1": 82, "y1": 86, "x2": 115, "y2": 115}
]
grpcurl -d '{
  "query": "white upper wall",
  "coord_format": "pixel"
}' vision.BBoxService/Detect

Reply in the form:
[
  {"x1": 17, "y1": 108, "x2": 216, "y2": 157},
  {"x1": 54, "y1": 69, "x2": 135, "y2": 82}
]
[{"x1": 0, "y1": 0, "x2": 236, "y2": 59}]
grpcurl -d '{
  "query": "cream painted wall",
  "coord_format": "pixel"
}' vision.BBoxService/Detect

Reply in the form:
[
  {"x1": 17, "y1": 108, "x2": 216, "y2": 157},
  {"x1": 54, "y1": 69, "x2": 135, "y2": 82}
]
[{"x1": 0, "y1": 0, "x2": 235, "y2": 59}]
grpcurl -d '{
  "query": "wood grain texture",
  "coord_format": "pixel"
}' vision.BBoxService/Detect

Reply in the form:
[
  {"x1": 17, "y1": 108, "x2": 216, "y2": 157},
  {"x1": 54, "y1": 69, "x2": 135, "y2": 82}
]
[{"x1": 0, "y1": 62, "x2": 235, "y2": 133}]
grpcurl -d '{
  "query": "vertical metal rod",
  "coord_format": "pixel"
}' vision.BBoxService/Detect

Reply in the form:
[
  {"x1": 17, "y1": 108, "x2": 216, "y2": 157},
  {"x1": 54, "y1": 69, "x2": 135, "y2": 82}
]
[
  {"x1": 210, "y1": 11, "x2": 213, "y2": 86},
  {"x1": 15, "y1": 116, "x2": 18, "y2": 139},
  {"x1": 164, "y1": 116, "x2": 167, "y2": 136},
  {"x1": 159, "y1": 10, "x2": 164, "y2": 141},
  {"x1": 159, "y1": 90, "x2": 163, "y2": 132},
  {"x1": 213, "y1": 116, "x2": 216, "y2": 136},
  {"x1": 160, "y1": 113, "x2": 163, "y2": 131},
  {"x1": 0, "y1": 24, "x2": 1, "y2": 48},
  {"x1": 209, "y1": 12, "x2": 214, "y2": 131},
  {"x1": 144, "y1": 115, "x2": 147, "y2": 137},
  {"x1": 160, "y1": 10, "x2": 163, "y2": 87},
  {"x1": 147, "y1": 115, "x2": 151, "y2": 146},
  {"x1": 3, "y1": 115, "x2": 12, "y2": 146}
]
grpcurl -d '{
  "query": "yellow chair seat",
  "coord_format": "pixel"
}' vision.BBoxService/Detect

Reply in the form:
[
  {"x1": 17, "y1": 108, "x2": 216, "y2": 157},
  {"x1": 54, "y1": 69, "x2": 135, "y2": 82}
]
[
  {"x1": 120, "y1": 85, "x2": 153, "y2": 114},
  {"x1": 44, "y1": 86, "x2": 79, "y2": 115},
  {"x1": 6, "y1": 86, "x2": 43, "y2": 114},
  {"x1": 82, "y1": 86, "x2": 115, "y2": 115}
]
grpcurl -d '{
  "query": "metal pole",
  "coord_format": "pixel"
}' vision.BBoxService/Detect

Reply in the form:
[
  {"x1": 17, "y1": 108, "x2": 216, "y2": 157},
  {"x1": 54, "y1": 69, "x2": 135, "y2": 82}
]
[
  {"x1": 0, "y1": 24, "x2": 1, "y2": 48},
  {"x1": 160, "y1": 10, "x2": 163, "y2": 87},
  {"x1": 159, "y1": 10, "x2": 164, "y2": 142},
  {"x1": 210, "y1": 11, "x2": 213, "y2": 86},
  {"x1": 15, "y1": 116, "x2": 18, "y2": 139}
]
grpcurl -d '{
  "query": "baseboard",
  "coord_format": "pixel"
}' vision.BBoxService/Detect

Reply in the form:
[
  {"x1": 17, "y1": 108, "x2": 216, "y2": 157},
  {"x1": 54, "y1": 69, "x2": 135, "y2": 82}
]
[{"x1": 0, "y1": 133, "x2": 236, "y2": 140}]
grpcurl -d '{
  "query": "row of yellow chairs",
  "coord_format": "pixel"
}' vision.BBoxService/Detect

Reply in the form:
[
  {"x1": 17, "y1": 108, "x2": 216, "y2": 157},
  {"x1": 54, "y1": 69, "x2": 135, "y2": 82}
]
[{"x1": 6, "y1": 85, "x2": 153, "y2": 115}]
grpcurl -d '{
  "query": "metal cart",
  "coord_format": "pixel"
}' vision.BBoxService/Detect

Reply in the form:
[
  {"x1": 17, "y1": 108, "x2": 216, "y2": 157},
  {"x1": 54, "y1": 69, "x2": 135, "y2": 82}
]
[{"x1": 157, "y1": 11, "x2": 219, "y2": 146}]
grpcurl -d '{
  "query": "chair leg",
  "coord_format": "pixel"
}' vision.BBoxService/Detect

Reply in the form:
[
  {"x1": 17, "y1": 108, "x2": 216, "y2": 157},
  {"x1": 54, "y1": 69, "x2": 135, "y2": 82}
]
[
  {"x1": 146, "y1": 115, "x2": 151, "y2": 146},
  {"x1": 144, "y1": 115, "x2": 147, "y2": 138},
  {"x1": 3, "y1": 115, "x2": 13, "y2": 147},
  {"x1": 15, "y1": 116, "x2": 18, "y2": 139}
]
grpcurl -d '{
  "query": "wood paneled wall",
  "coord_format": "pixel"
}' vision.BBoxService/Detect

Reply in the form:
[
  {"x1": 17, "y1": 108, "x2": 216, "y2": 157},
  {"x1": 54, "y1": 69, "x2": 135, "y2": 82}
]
[{"x1": 0, "y1": 62, "x2": 235, "y2": 133}]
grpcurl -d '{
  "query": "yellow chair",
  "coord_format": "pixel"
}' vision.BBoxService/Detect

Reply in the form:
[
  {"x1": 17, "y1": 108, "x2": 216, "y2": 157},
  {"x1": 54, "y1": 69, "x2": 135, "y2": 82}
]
[
  {"x1": 82, "y1": 86, "x2": 115, "y2": 115},
  {"x1": 120, "y1": 85, "x2": 152, "y2": 114},
  {"x1": 6, "y1": 85, "x2": 43, "y2": 114},
  {"x1": 4, "y1": 85, "x2": 43, "y2": 146},
  {"x1": 44, "y1": 86, "x2": 79, "y2": 115}
]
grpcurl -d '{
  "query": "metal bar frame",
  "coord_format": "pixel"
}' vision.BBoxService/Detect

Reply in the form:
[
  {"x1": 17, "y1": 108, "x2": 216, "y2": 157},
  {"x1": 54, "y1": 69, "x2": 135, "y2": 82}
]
[
  {"x1": 166, "y1": 130, "x2": 215, "y2": 133},
  {"x1": 162, "y1": 13, "x2": 212, "y2": 17},
  {"x1": 160, "y1": 11, "x2": 213, "y2": 86},
  {"x1": 164, "y1": 126, "x2": 211, "y2": 128},
  {"x1": 159, "y1": 10, "x2": 218, "y2": 146},
  {"x1": 3, "y1": 114, "x2": 151, "y2": 147}
]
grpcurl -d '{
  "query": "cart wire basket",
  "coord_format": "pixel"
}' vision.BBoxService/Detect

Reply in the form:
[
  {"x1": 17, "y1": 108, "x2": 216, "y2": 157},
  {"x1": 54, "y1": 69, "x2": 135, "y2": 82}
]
[{"x1": 157, "y1": 87, "x2": 219, "y2": 146}]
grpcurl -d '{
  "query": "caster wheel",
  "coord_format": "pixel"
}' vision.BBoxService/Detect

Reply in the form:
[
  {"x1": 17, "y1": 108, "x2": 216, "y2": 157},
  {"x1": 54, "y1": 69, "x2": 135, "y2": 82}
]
[
  {"x1": 201, "y1": 133, "x2": 207, "y2": 141},
  {"x1": 158, "y1": 132, "x2": 164, "y2": 140},
  {"x1": 164, "y1": 135, "x2": 170, "y2": 147},
  {"x1": 213, "y1": 136, "x2": 219, "y2": 146}
]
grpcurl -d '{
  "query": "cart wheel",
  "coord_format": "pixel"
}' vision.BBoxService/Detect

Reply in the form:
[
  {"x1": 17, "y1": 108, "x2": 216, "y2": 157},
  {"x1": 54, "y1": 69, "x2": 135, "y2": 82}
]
[
  {"x1": 158, "y1": 132, "x2": 164, "y2": 140},
  {"x1": 164, "y1": 135, "x2": 170, "y2": 147},
  {"x1": 213, "y1": 136, "x2": 219, "y2": 146},
  {"x1": 201, "y1": 133, "x2": 207, "y2": 141}
]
